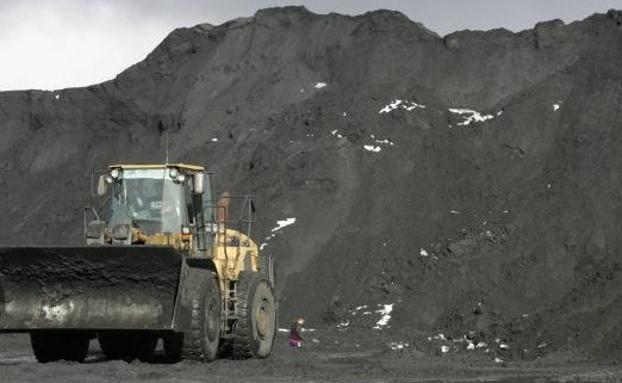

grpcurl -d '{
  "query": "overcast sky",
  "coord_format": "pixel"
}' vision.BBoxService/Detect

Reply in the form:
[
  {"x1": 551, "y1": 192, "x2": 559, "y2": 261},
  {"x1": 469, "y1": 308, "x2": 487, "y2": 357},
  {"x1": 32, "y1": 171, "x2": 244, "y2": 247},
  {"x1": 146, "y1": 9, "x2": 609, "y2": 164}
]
[{"x1": 1, "y1": 0, "x2": 621, "y2": 91}]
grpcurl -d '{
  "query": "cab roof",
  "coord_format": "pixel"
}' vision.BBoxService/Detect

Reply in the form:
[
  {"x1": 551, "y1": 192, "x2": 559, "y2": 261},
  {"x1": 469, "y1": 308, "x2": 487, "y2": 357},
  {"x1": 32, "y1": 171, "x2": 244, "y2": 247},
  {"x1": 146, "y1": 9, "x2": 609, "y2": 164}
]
[{"x1": 108, "y1": 163, "x2": 205, "y2": 172}]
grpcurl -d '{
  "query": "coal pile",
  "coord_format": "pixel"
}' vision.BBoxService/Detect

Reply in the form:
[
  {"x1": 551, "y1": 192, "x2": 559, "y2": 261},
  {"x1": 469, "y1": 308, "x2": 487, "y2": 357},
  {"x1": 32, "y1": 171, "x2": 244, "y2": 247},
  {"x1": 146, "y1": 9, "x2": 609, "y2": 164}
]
[{"x1": 2, "y1": 6, "x2": 622, "y2": 360}]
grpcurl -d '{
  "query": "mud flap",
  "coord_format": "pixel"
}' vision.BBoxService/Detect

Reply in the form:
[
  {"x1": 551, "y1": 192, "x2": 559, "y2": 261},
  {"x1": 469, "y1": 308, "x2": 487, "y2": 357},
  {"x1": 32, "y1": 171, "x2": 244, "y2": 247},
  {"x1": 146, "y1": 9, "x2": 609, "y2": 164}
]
[{"x1": 0, "y1": 246, "x2": 182, "y2": 331}]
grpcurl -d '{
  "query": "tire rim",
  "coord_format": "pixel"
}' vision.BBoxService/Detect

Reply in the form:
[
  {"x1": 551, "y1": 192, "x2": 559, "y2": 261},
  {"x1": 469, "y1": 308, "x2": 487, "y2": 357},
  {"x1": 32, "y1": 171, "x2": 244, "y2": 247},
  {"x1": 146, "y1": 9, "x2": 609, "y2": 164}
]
[
  {"x1": 256, "y1": 298, "x2": 271, "y2": 339},
  {"x1": 206, "y1": 295, "x2": 219, "y2": 341}
]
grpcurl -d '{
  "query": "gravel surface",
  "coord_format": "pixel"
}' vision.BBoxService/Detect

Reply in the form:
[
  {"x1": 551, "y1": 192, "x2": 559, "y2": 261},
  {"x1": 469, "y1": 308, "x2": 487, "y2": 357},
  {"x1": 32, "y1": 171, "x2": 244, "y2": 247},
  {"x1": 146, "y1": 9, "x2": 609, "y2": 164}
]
[{"x1": 2, "y1": 332, "x2": 622, "y2": 383}]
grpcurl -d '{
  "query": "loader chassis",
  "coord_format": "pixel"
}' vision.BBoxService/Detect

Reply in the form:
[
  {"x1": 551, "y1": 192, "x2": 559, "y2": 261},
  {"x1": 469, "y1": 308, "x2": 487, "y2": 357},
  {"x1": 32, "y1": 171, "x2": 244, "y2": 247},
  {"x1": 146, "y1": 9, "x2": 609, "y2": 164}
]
[{"x1": 0, "y1": 163, "x2": 276, "y2": 362}]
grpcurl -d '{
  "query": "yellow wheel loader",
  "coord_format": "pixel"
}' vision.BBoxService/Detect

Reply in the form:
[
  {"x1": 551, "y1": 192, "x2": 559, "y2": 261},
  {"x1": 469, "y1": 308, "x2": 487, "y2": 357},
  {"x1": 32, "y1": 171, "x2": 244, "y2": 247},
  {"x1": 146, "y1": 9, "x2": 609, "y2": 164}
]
[{"x1": 0, "y1": 164, "x2": 277, "y2": 363}]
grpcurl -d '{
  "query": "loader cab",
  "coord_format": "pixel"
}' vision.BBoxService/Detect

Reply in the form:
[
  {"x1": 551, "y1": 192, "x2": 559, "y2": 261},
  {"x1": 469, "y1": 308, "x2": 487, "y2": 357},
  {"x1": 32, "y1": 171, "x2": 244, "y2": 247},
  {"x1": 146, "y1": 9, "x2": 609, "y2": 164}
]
[
  {"x1": 91, "y1": 164, "x2": 214, "y2": 248},
  {"x1": 110, "y1": 167, "x2": 188, "y2": 235}
]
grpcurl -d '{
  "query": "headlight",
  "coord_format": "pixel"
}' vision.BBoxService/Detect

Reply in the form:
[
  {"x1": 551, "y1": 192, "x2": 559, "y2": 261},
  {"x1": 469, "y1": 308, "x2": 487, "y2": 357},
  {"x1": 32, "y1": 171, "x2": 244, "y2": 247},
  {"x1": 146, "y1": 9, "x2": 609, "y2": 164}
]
[
  {"x1": 110, "y1": 168, "x2": 120, "y2": 179},
  {"x1": 176, "y1": 174, "x2": 186, "y2": 183},
  {"x1": 112, "y1": 223, "x2": 130, "y2": 240},
  {"x1": 169, "y1": 168, "x2": 179, "y2": 179}
]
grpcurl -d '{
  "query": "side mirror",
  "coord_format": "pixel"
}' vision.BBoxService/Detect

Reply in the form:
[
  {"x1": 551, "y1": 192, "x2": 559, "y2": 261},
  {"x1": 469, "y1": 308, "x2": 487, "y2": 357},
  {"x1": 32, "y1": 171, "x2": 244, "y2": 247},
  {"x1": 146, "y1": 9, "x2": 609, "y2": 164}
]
[
  {"x1": 97, "y1": 175, "x2": 107, "y2": 196},
  {"x1": 193, "y1": 172, "x2": 205, "y2": 195}
]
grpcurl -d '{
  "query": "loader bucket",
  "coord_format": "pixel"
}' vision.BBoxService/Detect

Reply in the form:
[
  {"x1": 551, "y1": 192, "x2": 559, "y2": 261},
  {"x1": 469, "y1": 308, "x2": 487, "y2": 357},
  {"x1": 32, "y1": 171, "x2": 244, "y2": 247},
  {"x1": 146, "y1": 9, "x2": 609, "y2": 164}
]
[{"x1": 0, "y1": 246, "x2": 182, "y2": 331}]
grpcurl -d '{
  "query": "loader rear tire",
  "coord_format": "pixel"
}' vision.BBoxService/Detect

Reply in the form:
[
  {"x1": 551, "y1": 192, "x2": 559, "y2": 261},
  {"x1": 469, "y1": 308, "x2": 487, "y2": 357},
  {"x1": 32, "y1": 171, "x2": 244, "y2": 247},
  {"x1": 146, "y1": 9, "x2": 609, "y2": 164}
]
[
  {"x1": 31, "y1": 332, "x2": 89, "y2": 363},
  {"x1": 230, "y1": 272, "x2": 276, "y2": 359}
]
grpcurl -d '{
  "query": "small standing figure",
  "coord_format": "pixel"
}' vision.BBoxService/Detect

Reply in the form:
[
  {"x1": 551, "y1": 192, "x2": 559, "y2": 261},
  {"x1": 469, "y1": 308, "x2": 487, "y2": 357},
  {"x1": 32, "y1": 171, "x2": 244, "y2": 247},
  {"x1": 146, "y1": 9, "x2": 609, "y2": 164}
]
[{"x1": 289, "y1": 317, "x2": 305, "y2": 348}]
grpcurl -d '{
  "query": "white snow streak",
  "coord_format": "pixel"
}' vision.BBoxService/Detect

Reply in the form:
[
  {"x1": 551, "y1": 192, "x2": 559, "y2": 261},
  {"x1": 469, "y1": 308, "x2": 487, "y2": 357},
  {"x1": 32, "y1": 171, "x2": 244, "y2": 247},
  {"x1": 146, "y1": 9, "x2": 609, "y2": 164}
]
[
  {"x1": 379, "y1": 99, "x2": 426, "y2": 114},
  {"x1": 271, "y1": 218, "x2": 296, "y2": 232},
  {"x1": 262, "y1": 217, "x2": 296, "y2": 250},
  {"x1": 373, "y1": 303, "x2": 394, "y2": 330},
  {"x1": 337, "y1": 320, "x2": 350, "y2": 329},
  {"x1": 449, "y1": 108, "x2": 494, "y2": 126},
  {"x1": 433, "y1": 333, "x2": 447, "y2": 341},
  {"x1": 364, "y1": 135, "x2": 394, "y2": 152},
  {"x1": 314, "y1": 82, "x2": 327, "y2": 89},
  {"x1": 364, "y1": 145, "x2": 382, "y2": 153},
  {"x1": 390, "y1": 341, "x2": 410, "y2": 351},
  {"x1": 330, "y1": 129, "x2": 343, "y2": 139},
  {"x1": 374, "y1": 138, "x2": 394, "y2": 146}
]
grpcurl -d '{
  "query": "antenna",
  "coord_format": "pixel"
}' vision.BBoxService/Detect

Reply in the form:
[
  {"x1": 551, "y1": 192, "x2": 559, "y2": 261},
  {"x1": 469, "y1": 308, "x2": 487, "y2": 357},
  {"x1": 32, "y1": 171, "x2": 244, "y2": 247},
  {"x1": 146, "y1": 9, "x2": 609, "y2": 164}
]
[{"x1": 165, "y1": 130, "x2": 169, "y2": 164}]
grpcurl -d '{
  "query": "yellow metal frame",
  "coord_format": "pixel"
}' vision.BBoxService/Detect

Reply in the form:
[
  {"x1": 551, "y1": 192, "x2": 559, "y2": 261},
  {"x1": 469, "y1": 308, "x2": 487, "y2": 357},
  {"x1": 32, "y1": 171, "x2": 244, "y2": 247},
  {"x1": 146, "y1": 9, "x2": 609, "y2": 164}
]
[
  {"x1": 103, "y1": 163, "x2": 260, "y2": 285},
  {"x1": 127, "y1": 227, "x2": 259, "y2": 287},
  {"x1": 213, "y1": 229, "x2": 259, "y2": 281}
]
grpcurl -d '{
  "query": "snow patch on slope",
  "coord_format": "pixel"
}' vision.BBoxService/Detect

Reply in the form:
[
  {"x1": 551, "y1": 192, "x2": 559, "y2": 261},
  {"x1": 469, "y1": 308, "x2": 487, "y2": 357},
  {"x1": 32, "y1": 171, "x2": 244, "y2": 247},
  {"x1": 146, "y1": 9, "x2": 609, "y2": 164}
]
[
  {"x1": 261, "y1": 218, "x2": 297, "y2": 251},
  {"x1": 271, "y1": 218, "x2": 296, "y2": 232},
  {"x1": 449, "y1": 108, "x2": 494, "y2": 126},
  {"x1": 553, "y1": 101, "x2": 562, "y2": 111},
  {"x1": 373, "y1": 303, "x2": 394, "y2": 330},
  {"x1": 379, "y1": 99, "x2": 426, "y2": 114},
  {"x1": 364, "y1": 145, "x2": 382, "y2": 153}
]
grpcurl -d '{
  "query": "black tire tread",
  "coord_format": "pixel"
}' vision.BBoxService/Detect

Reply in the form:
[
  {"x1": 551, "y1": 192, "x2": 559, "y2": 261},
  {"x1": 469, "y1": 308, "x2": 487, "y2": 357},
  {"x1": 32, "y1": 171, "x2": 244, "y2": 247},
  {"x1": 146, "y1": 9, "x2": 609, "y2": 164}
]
[
  {"x1": 230, "y1": 272, "x2": 255, "y2": 359},
  {"x1": 181, "y1": 295, "x2": 204, "y2": 361},
  {"x1": 98, "y1": 332, "x2": 156, "y2": 362},
  {"x1": 230, "y1": 271, "x2": 276, "y2": 359},
  {"x1": 181, "y1": 270, "x2": 221, "y2": 362},
  {"x1": 31, "y1": 332, "x2": 88, "y2": 363}
]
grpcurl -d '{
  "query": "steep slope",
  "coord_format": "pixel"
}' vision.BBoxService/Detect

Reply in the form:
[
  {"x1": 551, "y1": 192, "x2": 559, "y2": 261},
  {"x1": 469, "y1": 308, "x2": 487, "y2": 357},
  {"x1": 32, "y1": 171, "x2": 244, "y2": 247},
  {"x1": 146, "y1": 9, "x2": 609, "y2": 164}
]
[{"x1": 2, "y1": 6, "x2": 622, "y2": 359}]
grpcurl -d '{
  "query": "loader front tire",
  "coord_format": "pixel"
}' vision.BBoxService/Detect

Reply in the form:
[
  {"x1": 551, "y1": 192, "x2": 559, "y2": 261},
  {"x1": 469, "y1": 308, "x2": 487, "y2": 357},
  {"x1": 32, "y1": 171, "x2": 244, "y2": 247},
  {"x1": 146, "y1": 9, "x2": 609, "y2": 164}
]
[
  {"x1": 31, "y1": 332, "x2": 89, "y2": 363},
  {"x1": 165, "y1": 270, "x2": 221, "y2": 362},
  {"x1": 98, "y1": 332, "x2": 156, "y2": 362},
  {"x1": 230, "y1": 272, "x2": 276, "y2": 359},
  {"x1": 163, "y1": 333, "x2": 183, "y2": 363},
  {"x1": 183, "y1": 270, "x2": 222, "y2": 361},
  {"x1": 134, "y1": 333, "x2": 158, "y2": 362}
]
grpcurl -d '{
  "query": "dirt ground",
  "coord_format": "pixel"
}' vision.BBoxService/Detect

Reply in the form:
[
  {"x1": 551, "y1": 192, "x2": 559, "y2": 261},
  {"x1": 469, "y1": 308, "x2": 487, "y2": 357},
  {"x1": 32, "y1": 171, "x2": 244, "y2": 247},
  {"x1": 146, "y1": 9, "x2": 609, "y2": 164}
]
[{"x1": 1, "y1": 332, "x2": 621, "y2": 383}]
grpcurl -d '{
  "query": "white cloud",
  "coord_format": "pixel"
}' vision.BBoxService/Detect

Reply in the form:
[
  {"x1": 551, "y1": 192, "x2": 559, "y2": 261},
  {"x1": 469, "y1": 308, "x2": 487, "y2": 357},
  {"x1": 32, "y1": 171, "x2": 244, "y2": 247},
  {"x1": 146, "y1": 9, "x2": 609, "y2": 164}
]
[{"x1": 0, "y1": 1, "x2": 210, "y2": 90}]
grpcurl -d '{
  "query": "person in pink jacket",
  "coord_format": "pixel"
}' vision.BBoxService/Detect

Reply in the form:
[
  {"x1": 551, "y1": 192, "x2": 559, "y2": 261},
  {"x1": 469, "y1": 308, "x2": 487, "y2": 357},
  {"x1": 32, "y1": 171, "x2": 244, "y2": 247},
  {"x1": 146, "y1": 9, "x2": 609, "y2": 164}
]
[{"x1": 289, "y1": 317, "x2": 305, "y2": 348}]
